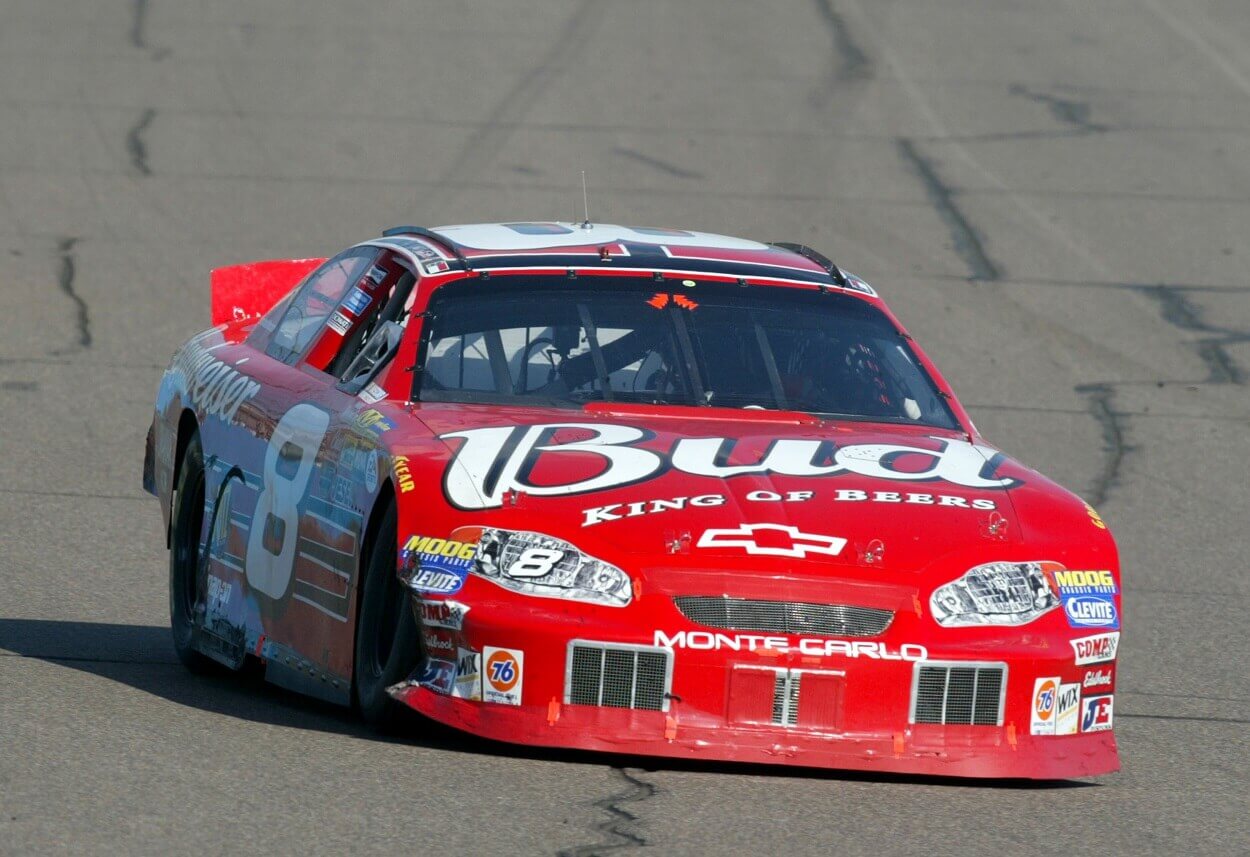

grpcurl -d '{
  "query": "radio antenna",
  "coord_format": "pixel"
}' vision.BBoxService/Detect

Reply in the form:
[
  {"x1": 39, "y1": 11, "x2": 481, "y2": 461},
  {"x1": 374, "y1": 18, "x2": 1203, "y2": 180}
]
[{"x1": 580, "y1": 170, "x2": 591, "y2": 229}]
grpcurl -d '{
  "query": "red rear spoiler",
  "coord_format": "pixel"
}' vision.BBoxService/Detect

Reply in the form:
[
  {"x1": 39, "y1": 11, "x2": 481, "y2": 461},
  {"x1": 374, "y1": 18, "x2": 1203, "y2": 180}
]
[{"x1": 210, "y1": 258, "x2": 325, "y2": 327}]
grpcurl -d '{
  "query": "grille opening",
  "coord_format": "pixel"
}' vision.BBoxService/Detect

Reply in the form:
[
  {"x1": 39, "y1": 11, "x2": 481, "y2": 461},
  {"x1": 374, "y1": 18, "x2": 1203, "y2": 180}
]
[
  {"x1": 673, "y1": 596, "x2": 893, "y2": 638},
  {"x1": 566, "y1": 642, "x2": 671, "y2": 711},
  {"x1": 911, "y1": 662, "x2": 1006, "y2": 726}
]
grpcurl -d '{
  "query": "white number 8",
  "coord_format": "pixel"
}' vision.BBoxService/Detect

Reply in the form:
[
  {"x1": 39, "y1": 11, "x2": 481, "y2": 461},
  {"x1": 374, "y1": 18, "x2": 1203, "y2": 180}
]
[
  {"x1": 245, "y1": 403, "x2": 330, "y2": 599},
  {"x1": 507, "y1": 547, "x2": 563, "y2": 578}
]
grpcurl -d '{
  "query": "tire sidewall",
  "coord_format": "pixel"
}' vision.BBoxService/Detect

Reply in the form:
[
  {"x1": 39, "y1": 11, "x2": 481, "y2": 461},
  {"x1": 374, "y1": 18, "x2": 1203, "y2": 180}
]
[
  {"x1": 169, "y1": 431, "x2": 208, "y2": 669},
  {"x1": 354, "y1": 502, "x2": 418, "y2": 728}
]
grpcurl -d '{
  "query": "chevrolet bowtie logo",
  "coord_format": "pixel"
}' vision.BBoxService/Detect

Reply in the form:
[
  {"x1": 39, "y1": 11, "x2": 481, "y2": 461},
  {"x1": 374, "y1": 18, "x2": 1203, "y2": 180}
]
[{"x1": 696, "y1": 524, "x2": 847, "y2": 559}]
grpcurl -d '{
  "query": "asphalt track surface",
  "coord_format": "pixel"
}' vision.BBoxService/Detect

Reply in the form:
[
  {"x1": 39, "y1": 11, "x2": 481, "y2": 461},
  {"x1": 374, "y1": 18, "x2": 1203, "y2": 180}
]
[{"x1": 1, "y1": 1, "x2": 1248, "y2": 854}]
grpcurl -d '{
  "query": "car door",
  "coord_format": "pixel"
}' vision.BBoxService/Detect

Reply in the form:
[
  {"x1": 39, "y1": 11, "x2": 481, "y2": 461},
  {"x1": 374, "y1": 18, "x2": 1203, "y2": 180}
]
[{"x1": 213, "y1": 246, "x2": 386, "y2": 701}]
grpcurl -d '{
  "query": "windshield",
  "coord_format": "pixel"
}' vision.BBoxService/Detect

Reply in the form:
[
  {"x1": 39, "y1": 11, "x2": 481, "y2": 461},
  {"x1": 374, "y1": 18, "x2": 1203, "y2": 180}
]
[{"x1": 416, "y1": 277, "x2": 958, "y2": 428}]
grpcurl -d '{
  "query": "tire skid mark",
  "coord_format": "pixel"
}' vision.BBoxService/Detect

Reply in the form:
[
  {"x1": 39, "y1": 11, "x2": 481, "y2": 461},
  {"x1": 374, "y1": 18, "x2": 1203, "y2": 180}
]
[
  {"x1": 612, "y1": 147, "x2": 703, "y2": 180},
  {"x1": 1008, "y1": 84, "x2": 1106, "y2": 134},
  {"x1": 126, "y1": 108, "x2": 156, "y2": 176},
  {"x1": 558, "y1": 767, "x2": 658, "y2": 856},
  {"x1": 423, "y1": 0, "x2": 606, "y2": 208},
  {"x1": 896, "y1": 139, "x2": 1002, "y2": 282},
  {"x1": 1120, "y1": 712, "x2": 1250, "y2": 726},
  {"x1": 53, "y1": 237, "x2": 91, "y2": 351},
  {"x1": 1074, "y1": 383, "x2": 1131, "y2": 508},
  {"x1": 0, "y1": 653, "x2": 178, "y2": 665}
]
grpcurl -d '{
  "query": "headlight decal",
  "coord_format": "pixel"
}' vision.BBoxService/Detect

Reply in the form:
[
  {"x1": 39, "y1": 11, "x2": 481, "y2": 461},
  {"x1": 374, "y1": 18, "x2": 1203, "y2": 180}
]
[
  {"x1": 473, "y1": 528, "x2": 633, "y2": 607},
  {"x1": 930, "y1": 560, "x2": 1061, "y2": 627}
]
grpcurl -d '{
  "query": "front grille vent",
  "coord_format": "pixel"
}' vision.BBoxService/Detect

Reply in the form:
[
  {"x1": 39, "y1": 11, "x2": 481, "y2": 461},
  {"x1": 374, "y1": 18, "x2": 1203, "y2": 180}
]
[
  {"x1": 566, "y1": 642, "x2": 672, "y2": 712},
  {"x1": 772, "y1": 670, "x2": 801, "y2": 726},
  {"x1": 911, "y1": 662, "x2": 1006, "y2": 726},
  {"x1": 673, "y1": 595, "x2": 893, "y2": 638}
]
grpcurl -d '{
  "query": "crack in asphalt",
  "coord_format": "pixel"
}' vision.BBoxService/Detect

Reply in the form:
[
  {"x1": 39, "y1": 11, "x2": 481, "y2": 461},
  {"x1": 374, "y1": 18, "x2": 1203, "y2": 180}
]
[
  {"x1": 1074, "y1": 383, "x2": 1131, "y2": 508},
  {"x1": 558, "y1": 767, "x2": 658, "y2": 856},
  {"x1": 130, "y1": 0, "x2": 150, "y2": 49},
  {"x1": 812, "y1": 0, "x2": 871, "y2": 83},
  {"x1": 126, "y1": 108, "x2": 156, "y2": 176},
  {"x1": 896, "y1": 139, "x2": 1002, "y2": 281},
  {"x1": 129, "y1": 0, "x2": 168, "y2": 58},
  {"x1": 1008, "y1": 84, "x2": 1107, "y2": 133},
  {"x1": 612, "y1": 147, "x2": 703, "y2": 180},
  {"x1": 1137, "y1": 284, "x2": 1246, "y2": 384},
  {"x1": 53, "y1": 237, "x2": 91, "y2": 350}
]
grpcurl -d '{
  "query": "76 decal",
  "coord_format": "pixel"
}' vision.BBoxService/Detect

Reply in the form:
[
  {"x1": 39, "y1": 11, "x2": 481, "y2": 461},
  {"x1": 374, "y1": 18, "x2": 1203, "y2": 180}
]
[{"x1": 483, "y1": 647, "x2": 523, "y2": 706}]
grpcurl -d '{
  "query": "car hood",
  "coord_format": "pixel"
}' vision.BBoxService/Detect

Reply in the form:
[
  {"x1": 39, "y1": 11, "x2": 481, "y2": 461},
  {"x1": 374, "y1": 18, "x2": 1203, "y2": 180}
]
[{"x1": 404, "y1": 402, "x2": 1048, "y2": 583}]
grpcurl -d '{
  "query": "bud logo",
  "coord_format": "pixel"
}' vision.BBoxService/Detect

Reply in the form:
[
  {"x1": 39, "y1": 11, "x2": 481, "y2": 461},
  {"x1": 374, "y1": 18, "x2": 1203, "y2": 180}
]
[
  {"x1": 653, "y1": 630, "x2": 927, "y2": 661},
  {"x1": 440, "y1": 422, "x2": 1020, "y2": 509},
  {"x1": 1083, "y1": 668, "x2": 1114, "y2": 689},
  {"x1": 1081, "y1": 694, "x2": 1114, "y2": 732},
  {"x1": 1064, "y1": 595, "x2": 1119, "y2": 629},
  {"x1": 697, "y1": 524, "x2": 846, "y2": 559},
  {"x1": 1070, "y1": 631, "x2": 1120, "y2": 665},
  {"x1": 483, "y1": 647, "x2": 523, "y2": 705},
  {"x1": 1052, "y1": 570, "x2": 1117, "y2": 595},
  {"x1": 1031, "y1": 677, "x2": 1058, "y2": 735}
]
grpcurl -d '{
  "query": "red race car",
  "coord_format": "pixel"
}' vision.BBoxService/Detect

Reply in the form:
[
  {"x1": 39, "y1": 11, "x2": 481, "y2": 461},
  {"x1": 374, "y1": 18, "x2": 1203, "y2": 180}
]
[{"x1": 144, "y1": 222, "x2": 1120, "y2": 778}]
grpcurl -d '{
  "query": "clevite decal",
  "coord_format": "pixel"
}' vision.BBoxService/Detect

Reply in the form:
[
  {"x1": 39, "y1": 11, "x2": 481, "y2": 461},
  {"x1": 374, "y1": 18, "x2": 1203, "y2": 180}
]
[{"x1": 441, "y1": 423, "x2": 1020, "y2": 510}]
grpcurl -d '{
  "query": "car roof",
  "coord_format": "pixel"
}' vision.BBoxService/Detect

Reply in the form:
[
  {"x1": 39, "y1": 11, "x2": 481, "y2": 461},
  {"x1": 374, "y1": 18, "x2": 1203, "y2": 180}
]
[{"x1": 360, "y1": 222, "x2": 876, "y2": 296}]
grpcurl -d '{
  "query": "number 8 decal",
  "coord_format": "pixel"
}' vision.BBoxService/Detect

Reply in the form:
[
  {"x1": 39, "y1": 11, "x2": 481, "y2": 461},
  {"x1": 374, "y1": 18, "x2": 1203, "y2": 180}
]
[{"x1": 246, "y1": 403, "x2": 330, "y2": 600}]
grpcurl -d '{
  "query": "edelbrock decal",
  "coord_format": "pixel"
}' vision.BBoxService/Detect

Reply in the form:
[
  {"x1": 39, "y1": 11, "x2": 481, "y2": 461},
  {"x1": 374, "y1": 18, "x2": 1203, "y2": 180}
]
[{"x1": 441, "y1": 423, "x2": 1020, "y2": 510}]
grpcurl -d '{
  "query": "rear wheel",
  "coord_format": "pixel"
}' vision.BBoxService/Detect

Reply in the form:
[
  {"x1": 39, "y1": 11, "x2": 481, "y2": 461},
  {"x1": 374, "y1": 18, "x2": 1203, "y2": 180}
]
[
  {"x1": 354, "y1": 502, "x2": 419, "y2": 731},
  {"x1": 169, "y1": 431, "x2": 215, "y2": 672}
]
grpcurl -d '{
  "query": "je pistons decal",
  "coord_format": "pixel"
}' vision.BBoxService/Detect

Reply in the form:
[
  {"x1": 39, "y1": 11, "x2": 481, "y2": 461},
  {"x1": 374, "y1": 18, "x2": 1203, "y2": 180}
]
[{"x1": 439, "y1": 423, "x2": 1020, "y2": 510}]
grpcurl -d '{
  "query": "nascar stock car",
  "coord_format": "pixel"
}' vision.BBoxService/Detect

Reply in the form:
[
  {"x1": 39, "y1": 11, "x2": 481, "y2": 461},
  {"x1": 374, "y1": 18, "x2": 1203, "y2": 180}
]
[{"x1": 143, "y1": 222, "x2": 1120, "y2": 778}]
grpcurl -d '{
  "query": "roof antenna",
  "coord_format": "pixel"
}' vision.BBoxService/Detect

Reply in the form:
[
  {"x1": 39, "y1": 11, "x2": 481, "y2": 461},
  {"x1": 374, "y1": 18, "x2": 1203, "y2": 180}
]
[{"x1": 580, "y1": 170, "x2": 592, "y2": 229}]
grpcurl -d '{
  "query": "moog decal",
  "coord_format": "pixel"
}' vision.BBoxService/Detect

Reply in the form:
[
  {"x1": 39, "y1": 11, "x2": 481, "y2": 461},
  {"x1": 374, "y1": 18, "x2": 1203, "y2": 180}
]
[{"x1": 441, "y1": 423, "x2": 1020, "y2": 510}]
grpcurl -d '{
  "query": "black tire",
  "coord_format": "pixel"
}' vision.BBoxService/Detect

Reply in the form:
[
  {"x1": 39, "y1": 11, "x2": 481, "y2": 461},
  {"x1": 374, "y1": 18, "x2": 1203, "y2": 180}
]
[
  {"x1": 354, "y1": 502, "x2": 419, "y2": 731},
  {"x1": 169, "y1": 431, "x2": 215, "y2": 673}
]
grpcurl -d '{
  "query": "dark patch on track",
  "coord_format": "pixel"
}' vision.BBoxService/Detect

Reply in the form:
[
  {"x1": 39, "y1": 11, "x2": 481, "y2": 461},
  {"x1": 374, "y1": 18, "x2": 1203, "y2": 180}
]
[
  {"x1": 558, "y1": 767, "x2": 658, "y2": 856},
  {"x1": 1074, "y1": 383, "x2": 1130, "y2": 507},
  {"x1": 127, "y1": 109, "x2": 156, "y2": 176},
  {"x1": 613, "y1": 147, "x2": 703, "y2": 179},
  {"x1": 1009, "y1": 84, "x2": 1106, "y2": 133},
  {"x1": 896, "y1": 139, "x2": 1002, "y2": 281}
]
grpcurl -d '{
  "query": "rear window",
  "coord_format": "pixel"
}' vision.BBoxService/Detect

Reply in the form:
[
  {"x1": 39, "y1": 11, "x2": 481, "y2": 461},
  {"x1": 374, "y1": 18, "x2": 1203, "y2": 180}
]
[{"x1": 416, "y1": 277, "x2": 958, "y2": 428}]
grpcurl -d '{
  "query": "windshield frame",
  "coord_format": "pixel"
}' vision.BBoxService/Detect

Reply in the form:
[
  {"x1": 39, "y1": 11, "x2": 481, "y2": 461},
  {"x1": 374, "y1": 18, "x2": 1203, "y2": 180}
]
[{"x1": 409, "y1": 273, "x2": 963, "y2": 431}]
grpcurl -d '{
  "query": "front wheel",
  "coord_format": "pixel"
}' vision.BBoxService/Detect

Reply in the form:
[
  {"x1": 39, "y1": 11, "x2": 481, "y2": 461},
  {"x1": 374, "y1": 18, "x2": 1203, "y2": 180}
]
[
  {"x1": 354, "y1": 503, "x2": 419, "y2": 731},
  {"x1": 169, "y1": 431, "x2": 215, "y2": 673}
]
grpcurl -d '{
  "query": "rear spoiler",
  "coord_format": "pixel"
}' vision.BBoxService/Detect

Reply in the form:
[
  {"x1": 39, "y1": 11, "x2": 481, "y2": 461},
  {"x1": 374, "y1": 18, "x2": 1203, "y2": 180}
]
[{"x1": 209, "y1": 258, "x2": 325, "y2": 327}]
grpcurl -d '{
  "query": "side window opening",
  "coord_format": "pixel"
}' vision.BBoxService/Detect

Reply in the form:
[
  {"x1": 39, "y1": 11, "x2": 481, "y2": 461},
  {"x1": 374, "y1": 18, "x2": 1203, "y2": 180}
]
[{"x1": 265, "y1": 249, "x2": 376, "y2": 365}]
